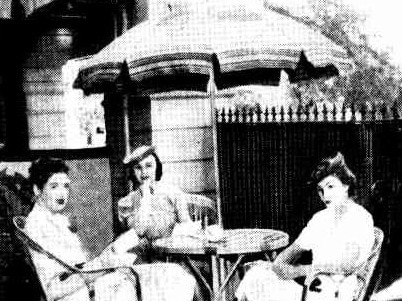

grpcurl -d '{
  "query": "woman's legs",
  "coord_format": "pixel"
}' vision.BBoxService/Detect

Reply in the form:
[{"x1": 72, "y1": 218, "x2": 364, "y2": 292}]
[
  {"x1": 94, "y1": 270, "x2": 138, "y2": 301},
  {"x1": 236, "y1": 261, "x2": 303, "y2": 301},
  {"x1": 133, "y1": 263, "x2": 196, "y2": 301}
]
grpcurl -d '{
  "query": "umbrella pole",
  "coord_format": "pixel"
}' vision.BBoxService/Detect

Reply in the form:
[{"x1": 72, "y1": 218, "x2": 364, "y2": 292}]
[
  {"x1": 208, "y1": 73, "x2": 223, "y2": 228},
  {"x1": 122, "y1": 91, "x2": 133, "y2": 192},
  {"x1": 122, "y1": 92, "x2": 130, "y2": 157}
]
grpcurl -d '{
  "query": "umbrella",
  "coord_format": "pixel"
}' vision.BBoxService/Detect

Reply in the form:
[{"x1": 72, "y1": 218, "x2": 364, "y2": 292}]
[
  {"x1": 74, "y1": 0, "x2": 352, "y2": 94},
  {"x1": 73, "y1": 0, "x2": 353, "y2": 225}
]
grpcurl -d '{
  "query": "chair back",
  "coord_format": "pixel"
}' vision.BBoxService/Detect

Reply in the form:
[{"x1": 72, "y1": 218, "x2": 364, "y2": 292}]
[
  {"x1": 185, "y1": 194, "x2": 217, "y2": 227},
  {"x1": 13, "y1": 216, "x2": 47, "y2": 301},
  {"x1": 355, "y1": 227, "x2": 384, "y2": 301},
  {"x1": 13, "y1": 215, "x2": 143, "y2": 301},
  {"x1": 303, "y1": 227, "x2": 384, "y2": 301}
]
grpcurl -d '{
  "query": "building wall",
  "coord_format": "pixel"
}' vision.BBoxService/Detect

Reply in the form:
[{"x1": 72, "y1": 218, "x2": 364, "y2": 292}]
[
  {"x1": 151, "y1": 93, "x2": 216, "y2": 197},
  {"x1": 23, "y1": 26, "x2": 74, "y2": 149}
]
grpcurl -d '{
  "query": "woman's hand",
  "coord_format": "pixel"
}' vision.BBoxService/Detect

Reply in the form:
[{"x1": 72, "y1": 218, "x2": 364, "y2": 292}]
[
  {"x1": 108, "y1": 253, "x2": 138, "y2": 267},
  {"x1": 140, "y1": 180, "x2": 153, "y2": 199},
  {"x1": 272, "y1": 242, "x2": 312, "y2": 280},
  {"x1": 205, "y1": 224, "x2": 224, "y2": 242}
]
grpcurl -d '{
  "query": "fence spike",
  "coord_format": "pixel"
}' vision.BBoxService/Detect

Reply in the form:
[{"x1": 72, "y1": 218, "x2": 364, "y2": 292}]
[
  {"x1": 256, "y1": 105, "x2": 262, "y2": 122},
  {"x1": 221, "y1": 107, "x2": 226, "y2": 123},
  {"x1": 371, "y1": 102, "x2": 377, "y2": 121},
  {"x1": 242, "y1": 107, "x2": 248, "y2": 123},
  {"x1": 351, "y1": 103, "x2": 356, "y2": 121},
  {"x1": 313, "y1": 104, "x2": 319, "y2": 121},
  {"x1": 228, "y1": 107, "x2": 233, "y2": 123},
  {"x1": 341, "y1": 103, "x2": 346, "y2": 122},
  {"x1": 392, "y1": 101, "x2": 400, "y2": 120},
  {"x1": 296, "y1": 104, "x2": 303, "y2": 122},
  {"x1": 234, "y1": 108, "x2": 240, "y2": 122},
  {"x1": 323, "y1": 103, "x2": 328, "y2": 121},
  {"x1": 215, "y1": 108, "x2": 220, "y2": 122},
  {"x1": 381, "y1": 105, "x2": 388, "y2": 120},
  {"x1": 332, "y1": 103, "x2": 337, "y2": 121},
  {"x1": 288, "y1": 106, "x2": 293, "y2": 121},
  {"x1": 360, "y1": 103, "x2": 367, "y2": 122},
  {"x1": 272, "y1": 106, "x2": 277, "y2": 122},
  {"x1": 280, "y1": 106, "x2": 285, "y2": 122},
  {"x1": 305, "y1": 105, "x2": 310, "y2": 121},
  {"x1": 264, "y1": 107, "x2": 269, "y2": 122},
  {"x1": 249, "y1": 107, "x2": 255, "y2": 123}
]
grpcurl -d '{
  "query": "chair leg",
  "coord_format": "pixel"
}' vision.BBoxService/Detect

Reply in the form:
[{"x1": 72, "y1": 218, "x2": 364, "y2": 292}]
[{"x1": 301, "y1": 286, "x2": 307, "y2": 301}]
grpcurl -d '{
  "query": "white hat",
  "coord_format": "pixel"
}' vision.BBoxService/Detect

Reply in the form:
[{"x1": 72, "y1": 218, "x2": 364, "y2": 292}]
[{"x1": 123, "y1": 145, "x2": 156, "y2": 165}]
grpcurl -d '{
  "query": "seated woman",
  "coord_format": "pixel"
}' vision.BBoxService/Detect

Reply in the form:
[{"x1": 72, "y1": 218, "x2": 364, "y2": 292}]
[
  {"x1": 25, "y1": 157, "x2": 195, "y2": 301},
  {"x1": 236, "y1": 152, "x2": 375, "y2": 301},
  {"x1": 118, "y1": 145, "x2": 199, "y2": 261}
]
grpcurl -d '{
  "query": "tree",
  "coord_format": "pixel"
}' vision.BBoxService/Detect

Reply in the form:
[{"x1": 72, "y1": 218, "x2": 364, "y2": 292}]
[{"x1": 266, "y1": 0, "x2": 402, "y2": 109}]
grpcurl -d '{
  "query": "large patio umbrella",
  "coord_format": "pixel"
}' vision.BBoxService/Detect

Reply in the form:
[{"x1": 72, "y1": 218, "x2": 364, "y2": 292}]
[
  {"x1": 73, "y1": 0, "x2": 352, "y2": 225},
  {"x1": 74, "y1": 0, "x2": 351, "y2": 94}
]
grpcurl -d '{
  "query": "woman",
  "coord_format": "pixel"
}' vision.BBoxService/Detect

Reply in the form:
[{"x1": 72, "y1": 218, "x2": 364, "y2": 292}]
[
  {"x1": 118, "y1": 146, "x2": 199, "y2": 255},
  {"x1": 236, "y1": 152, "x2": 375, "y2": 301},
  {"x1": 25, "y1": 157, "x2": 195, "y2": 301}
]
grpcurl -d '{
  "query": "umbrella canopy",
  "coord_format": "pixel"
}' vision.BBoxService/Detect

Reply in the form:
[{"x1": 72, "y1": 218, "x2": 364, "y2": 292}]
[{"x1": 73, "y1": 0, "x2": 352, "y2": 95}]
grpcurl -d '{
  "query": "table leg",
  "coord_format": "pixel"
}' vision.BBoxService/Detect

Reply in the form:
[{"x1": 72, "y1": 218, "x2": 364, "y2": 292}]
[
  {"x1": 218, "y1": 255, "x2": 245, "y2": 297},
  {"x1": 219, "y1": 258, "x2": 226, "y2": 301},
  {"x1": 184, "y1": 256, "x2": 213, "y2": 299},
  {"x1": 211, "y1": 255, "x2": 220, "y2": 301}
]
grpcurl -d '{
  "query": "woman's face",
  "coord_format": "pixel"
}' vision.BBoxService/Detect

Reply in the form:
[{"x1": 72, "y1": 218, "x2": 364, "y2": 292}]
[
  {"x1": 317, "y1": 174, "x2": 349, "y2": 208},
  {"x1": 133, "y1": 155, "x2": 157, "y2": 185},
  {"x1": 39, "y1": 172, "x2": 71, "y2": 212}
]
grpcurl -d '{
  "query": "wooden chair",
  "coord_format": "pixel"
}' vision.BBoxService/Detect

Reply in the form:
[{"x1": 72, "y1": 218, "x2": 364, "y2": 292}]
[
  {"x1": 303, "y1": 227, "x2": 384, "y2": 301},
  {"x1": 13, "y1": 215, "x2": 142, "y2": 301},
  {"x1": 185, "y1": 193, "x2": 218, "y2": 227}
]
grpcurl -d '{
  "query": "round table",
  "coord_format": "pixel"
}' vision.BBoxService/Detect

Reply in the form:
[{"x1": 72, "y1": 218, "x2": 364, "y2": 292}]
[{"x1": 153, "y1": 228, "x2": 289, "y2": 301}]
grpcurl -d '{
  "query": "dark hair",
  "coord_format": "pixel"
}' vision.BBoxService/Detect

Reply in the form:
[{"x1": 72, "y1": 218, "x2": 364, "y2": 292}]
[
  {"x1": 29, "y1": 157, "x2": 69, "y2": 190},
  {"x1": 127, "y1": 153, "x2": 163, "y2": 188},
  {"x1": 310, "y1": 152, "x2": 356, "y2": 196}
]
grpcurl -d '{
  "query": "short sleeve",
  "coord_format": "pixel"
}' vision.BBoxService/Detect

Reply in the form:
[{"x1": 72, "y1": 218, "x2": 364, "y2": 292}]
[
  {"x1": 159, "y1": 184, "x2": 191, "y2": 223},
  {"x1": 294, "y1": 213, "x2": 322, "y2": 251}
]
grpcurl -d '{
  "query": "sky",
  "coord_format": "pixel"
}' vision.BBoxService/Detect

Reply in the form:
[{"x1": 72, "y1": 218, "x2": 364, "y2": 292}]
[
  {"x1": 267, "y1": 0, "x2": 402, "y2": 68},
  {"x1": 345, "y1": 0, "x2": 402, "y2": 68}
]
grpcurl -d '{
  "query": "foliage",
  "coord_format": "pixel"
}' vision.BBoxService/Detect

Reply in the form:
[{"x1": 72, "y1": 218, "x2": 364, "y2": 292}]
[
  {"x1": 0, "y1": 169, "x2": 33, "y2": 216},
  {"x1": 267, "y1": 1, "x2": 402, "y2": 108}
]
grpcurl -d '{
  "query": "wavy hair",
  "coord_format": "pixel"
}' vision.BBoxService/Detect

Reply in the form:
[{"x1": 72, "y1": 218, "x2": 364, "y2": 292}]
[{"x1": 310, "y1": 152, "x2": 356, "y2": 196}]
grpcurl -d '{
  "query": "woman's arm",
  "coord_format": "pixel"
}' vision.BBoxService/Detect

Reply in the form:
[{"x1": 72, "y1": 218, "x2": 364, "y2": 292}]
[
  {"x1": 46, "y1": 272, "x2": 90, "y2": 300},
  {"x1": 272, "y1": 242, "x2": 312, "y2": 280}
]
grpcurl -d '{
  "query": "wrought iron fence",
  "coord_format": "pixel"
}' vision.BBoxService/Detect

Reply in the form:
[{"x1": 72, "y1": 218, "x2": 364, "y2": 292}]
[{"x1": 216, "y1": 103, "x2": 402, "y2": 240}]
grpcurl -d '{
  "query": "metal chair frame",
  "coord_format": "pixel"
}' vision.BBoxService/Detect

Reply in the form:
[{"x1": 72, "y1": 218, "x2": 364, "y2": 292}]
[{"x1": 13, "y1": 215, "x2": 142, "y2": 301}]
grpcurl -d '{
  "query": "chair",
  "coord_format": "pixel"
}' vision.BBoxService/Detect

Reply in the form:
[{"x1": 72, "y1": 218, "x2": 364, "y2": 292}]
[
  {"x1": 185, "y1": 193, "x2": 218, "y2": 227},
  {"x1": 303, "y1": 227, "x2": 384, "y2": 301},
  {"x1": 13, "y1": 216, "x2": 142, "y2": 301},
  {"x1": 355, "y1": 227, "x2": 384, "y2": 301}
]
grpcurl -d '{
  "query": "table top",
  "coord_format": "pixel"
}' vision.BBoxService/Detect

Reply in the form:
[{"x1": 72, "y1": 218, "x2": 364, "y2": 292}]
[{"x1": 153, "y1": 228, "x2": 289, "y2": 256}]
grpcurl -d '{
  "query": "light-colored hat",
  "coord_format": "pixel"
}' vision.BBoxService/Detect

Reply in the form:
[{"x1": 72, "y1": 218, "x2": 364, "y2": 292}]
[{"x1": 123, "y1": 145, "x2": 156, "y2": 165}]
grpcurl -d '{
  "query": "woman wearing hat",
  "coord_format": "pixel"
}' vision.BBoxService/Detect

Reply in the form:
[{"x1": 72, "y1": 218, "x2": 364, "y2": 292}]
[
  {"x1": 118, "y1": 145, "x2": 198, "y2": 261},
  {"x1": 235, "y1": 152, "x2": 375, "y2": 301}
]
